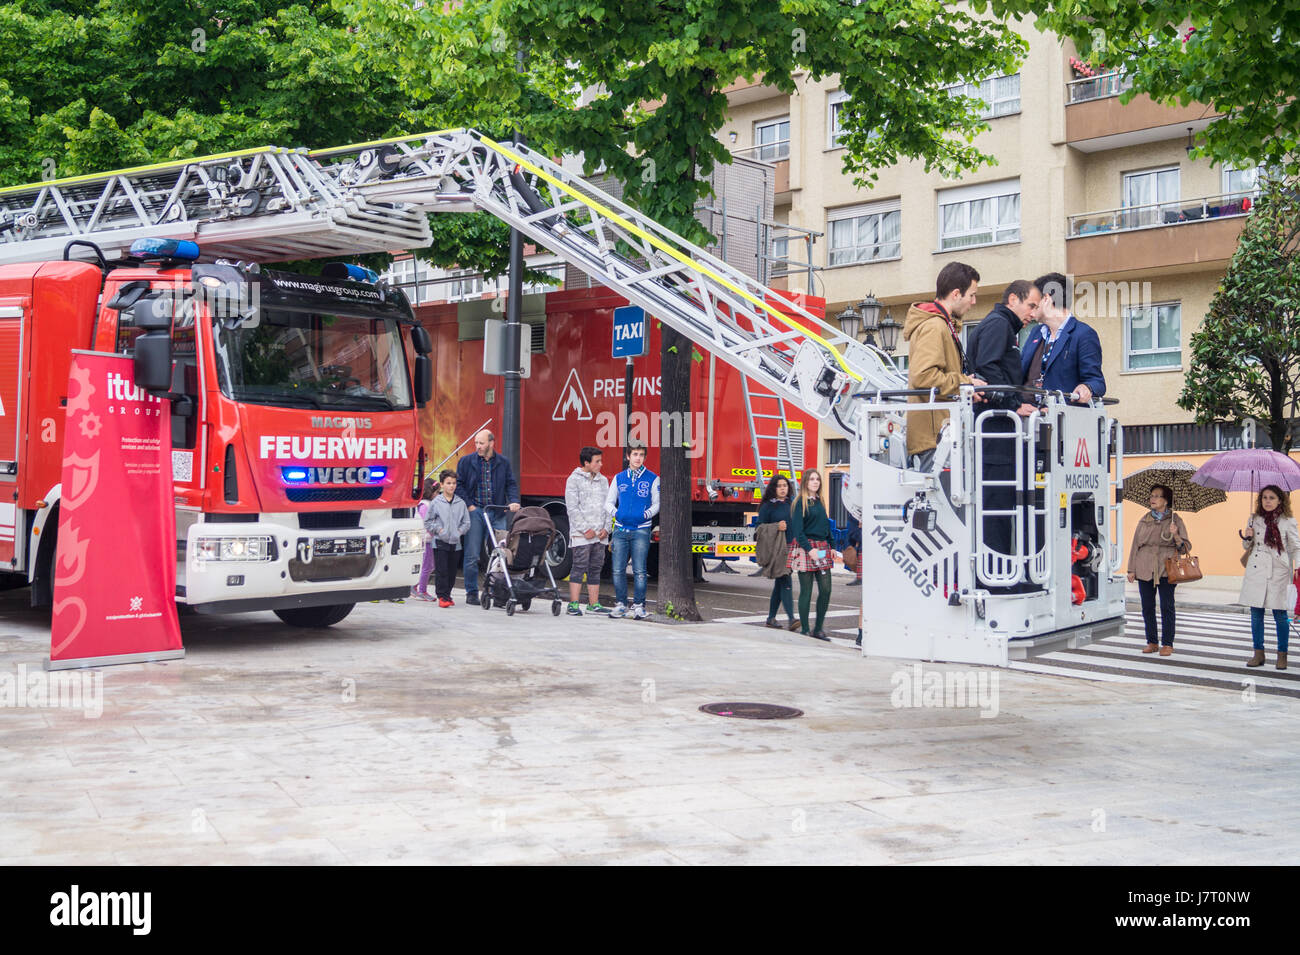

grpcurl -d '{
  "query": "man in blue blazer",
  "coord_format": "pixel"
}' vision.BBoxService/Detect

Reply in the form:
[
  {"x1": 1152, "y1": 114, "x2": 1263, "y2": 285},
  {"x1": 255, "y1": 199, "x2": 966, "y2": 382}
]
[{"x1": 1020, "y1": 272, "x2": 1106, "y2": 406}]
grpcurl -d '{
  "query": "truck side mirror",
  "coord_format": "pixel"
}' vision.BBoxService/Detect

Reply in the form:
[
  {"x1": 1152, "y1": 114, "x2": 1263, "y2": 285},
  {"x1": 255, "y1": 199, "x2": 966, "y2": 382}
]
[
  {"x1": 133, "y1": 331, "x2": 174, "y2": 392},
  {"x1": 414, "y1": 354, "x2": 433, "y2": 407},
  {"x1": 410, "y1": 325, "x2": 432, "y2": 355}
]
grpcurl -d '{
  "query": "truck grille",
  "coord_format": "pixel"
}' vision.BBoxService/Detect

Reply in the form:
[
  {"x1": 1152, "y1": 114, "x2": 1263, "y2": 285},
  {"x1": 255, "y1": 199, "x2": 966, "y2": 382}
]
[
  {"x1": 286, "y1": 487, "x2": 384, "y2": 503},
  {"x1": 298, "y1": 511, "x2": 362, "y2": 530},
  {"x1": 288, "y1": 554, "x2": 376, "y2": 582}
]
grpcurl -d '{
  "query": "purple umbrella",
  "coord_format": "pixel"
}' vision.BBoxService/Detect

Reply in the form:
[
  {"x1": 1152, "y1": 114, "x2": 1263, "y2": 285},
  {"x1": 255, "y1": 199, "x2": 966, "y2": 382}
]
[{"x1": 1190, "y1": 449, "x2": 1300, "y2": 493}]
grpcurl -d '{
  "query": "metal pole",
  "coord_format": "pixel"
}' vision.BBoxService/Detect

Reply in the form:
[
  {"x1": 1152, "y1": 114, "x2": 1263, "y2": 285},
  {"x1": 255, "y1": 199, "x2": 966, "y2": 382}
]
[
  {"x1": 623, "y1": 357, "x2": 634, "y2": 470},
  {"x1": 501, "y1": 44, "x2": 527, "y2": 471}
]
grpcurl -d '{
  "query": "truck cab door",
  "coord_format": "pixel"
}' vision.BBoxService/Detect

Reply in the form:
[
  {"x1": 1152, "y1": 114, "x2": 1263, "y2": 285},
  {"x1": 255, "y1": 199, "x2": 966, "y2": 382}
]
[{"x1": 0, "y1": 302, "x2": 23, "y2": 567}]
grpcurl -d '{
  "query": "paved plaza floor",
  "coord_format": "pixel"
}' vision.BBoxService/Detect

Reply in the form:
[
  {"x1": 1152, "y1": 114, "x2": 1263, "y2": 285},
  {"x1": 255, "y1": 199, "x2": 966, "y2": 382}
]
[{"x1": 1, "y1": 589, "x2": 1296, "y2": 865}]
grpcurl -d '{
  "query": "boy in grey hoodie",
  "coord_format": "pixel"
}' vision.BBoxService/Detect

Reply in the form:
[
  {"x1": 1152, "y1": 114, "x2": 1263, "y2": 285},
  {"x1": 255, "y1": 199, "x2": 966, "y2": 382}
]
[
  {"x1": 563, "y1": 446, "x2": 610, "y2": 616},
  {"x1": 424, "y1": 469, "x2": 471, "y2": 606}
]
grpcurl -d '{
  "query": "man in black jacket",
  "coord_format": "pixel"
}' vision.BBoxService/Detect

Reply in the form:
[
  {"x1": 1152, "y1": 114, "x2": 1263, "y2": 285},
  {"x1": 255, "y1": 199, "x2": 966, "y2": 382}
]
[
  {"x1": 965, "y1": 281, "x2": 1041, "y2": 582},
  {"x1": 966, "y1": 280, "x2": 1040, "y2": 414}
]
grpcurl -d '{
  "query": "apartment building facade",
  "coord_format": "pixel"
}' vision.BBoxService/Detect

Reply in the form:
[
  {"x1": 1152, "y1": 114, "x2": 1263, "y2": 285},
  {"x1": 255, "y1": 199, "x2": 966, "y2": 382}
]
[{"x1": 719, "y1": 18, "x2": 1259, "y2": 466}]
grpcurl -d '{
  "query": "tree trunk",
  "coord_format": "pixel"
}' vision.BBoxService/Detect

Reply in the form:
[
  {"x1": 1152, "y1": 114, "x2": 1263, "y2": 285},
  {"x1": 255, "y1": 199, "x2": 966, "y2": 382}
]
[
  {"x1": 657, "y1": 325, "x2": 701, "y2": 621},
  {"x1": 1270, "y1": 365, "x2": 1288, "y2": 451}
]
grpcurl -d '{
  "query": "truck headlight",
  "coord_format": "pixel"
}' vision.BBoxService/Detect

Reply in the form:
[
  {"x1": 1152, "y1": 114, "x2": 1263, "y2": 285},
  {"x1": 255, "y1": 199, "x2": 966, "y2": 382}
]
[
  {"x1": 194, "y1": 536, "x2": 275, "y2": 562},
  {"x1": 394, "y1": 530, "x2": 424, "y2": 555}
]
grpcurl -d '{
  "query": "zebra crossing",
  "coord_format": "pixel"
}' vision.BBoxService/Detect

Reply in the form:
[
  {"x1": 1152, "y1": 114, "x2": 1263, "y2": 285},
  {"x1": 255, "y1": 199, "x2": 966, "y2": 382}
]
[{"x1": 1010, "y1": 608, "x2": 1300, "y2": 699}]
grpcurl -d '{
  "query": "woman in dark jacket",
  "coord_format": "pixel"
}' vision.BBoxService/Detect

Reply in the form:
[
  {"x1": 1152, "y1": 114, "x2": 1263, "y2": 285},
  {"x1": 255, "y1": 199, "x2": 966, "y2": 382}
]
[
  {"x1": 758, "y1": 474, "x2": 797, "y2": 631},
  {"x1": 790, "y1": 468, "x2": 835, "y2": 641}
]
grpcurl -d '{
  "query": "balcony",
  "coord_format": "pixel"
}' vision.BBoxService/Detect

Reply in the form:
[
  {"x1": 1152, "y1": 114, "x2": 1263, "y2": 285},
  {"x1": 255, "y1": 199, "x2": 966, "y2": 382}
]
[
  {"x1": 1065, "y1": 71, "x2": 1216, "y2": 151},
  {"x1": 1067, "y1": 70, "x2": 1133, "y2": 104},
  {"x1": 730, "y1": 142, "x2": 791, "y2": 199},
  {"x1": 1066, "y1": 193, "x2": 1253, "y2": 278}
]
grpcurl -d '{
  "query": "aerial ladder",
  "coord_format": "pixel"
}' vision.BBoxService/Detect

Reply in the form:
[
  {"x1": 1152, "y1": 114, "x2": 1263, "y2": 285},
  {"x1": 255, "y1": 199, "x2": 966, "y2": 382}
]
[{"x1": 0, "y1": 129, "x2": 1125, "y2": 664}]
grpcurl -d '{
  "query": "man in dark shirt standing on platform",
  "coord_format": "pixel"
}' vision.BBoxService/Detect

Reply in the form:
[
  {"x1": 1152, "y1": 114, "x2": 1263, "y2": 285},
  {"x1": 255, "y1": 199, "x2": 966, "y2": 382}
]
[{"x1": 966, "y1": 280, "x2": 1041, "y2": 581}]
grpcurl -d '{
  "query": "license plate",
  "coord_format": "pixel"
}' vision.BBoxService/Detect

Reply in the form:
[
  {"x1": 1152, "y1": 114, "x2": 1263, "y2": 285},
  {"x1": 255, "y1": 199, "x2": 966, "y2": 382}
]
[{"x1": 314, "y1": 536, "x2": 367, "y2": 556}]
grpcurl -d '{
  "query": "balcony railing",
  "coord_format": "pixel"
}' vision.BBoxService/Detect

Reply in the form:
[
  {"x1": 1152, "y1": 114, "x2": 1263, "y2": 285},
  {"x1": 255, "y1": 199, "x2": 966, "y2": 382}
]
[
  {"x1": 1124, "y1": 421, "x2": 1258, "y2": 455},
  {"x1": 1066, "y1": 70, "x2": 1134, "y2": 104},
  {"x1": 1068, "y1": 192, "x2": 1255, "y2": 238},
  {"x1": 731, "y1": 141, "x2": 790, "y2": 163}
]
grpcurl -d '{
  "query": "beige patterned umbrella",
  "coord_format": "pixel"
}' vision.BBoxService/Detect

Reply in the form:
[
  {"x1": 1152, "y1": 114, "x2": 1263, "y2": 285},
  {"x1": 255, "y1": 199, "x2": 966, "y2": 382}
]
[{"x1": 1122, "y1": 460, "x2": 1228, "y2": 512}]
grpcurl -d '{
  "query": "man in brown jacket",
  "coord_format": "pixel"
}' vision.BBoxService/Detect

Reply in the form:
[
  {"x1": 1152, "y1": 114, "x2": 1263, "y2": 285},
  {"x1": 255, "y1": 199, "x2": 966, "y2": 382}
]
[{"x1": 904, "y1": 262, "x2": 986, "y2": 470}]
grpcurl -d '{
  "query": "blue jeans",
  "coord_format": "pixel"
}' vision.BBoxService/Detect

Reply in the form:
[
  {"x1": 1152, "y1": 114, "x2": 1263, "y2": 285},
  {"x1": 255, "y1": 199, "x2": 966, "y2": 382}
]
[
  {"x1": 611, "y1": 525, "x2": 651, "y2": 606},
  {"x1": 463, "y1": 508, "x2": 506, "y2": 596},
  {"x1": 1250, "y1": 607, "x2": 1290, "y2": 652}
]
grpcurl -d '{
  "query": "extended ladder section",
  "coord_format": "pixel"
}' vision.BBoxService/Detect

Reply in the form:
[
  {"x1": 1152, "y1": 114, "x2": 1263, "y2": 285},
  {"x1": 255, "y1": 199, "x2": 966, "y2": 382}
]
[
  {"x1": 0, "y1": 129, "x2": 905, "y2": 445},
  {"x1": 740, "y1": 376, "x2": 802, "y2": 489}
]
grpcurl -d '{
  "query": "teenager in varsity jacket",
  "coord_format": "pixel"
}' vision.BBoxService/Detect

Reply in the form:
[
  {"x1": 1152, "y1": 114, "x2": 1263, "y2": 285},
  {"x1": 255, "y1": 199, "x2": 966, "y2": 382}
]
[{"x1": 604, "y1": 442, "x2": 660, "y2": 619}]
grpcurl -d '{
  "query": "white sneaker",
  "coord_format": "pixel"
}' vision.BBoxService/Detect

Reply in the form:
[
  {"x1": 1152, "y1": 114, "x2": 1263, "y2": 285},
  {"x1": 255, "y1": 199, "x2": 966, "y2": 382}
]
[
  {"x1": 631, "y1": 604, "x2": 649, "y2": 620},
  {"x1": 609, "y1": 602, "x2": 628, "y2": 619}
]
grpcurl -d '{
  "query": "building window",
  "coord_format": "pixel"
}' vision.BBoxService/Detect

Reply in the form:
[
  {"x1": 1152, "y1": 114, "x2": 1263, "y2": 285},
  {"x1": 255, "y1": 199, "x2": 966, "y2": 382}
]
[
  {"x1": 1122, "y1": 166, "x2": 1180, "y2": 228},
  {"x1": 1125, "y1": 302, "x2": 1181, "y2": 370},
  {"x1": 938, "y1": 179, "x2": 1020, "y2": 251},
  {"x1": 828, "y1": 201, "x2": 901, "y2": 266},
  {"x1": 1223, "y1": 163, "x2": 1268, "y2": 197},
  {"x1": 754, "y1": 117, "x2": 790, "y2": 161},
  {"x1": 945, "y1": 74, "x2": 1021, "y2": 118},
  {"x1": 828, "y1": 91, "x2": 849, "y2": 148},
  {"x1": 447, "y1": 271, "x2": 483, "y2": 302}
]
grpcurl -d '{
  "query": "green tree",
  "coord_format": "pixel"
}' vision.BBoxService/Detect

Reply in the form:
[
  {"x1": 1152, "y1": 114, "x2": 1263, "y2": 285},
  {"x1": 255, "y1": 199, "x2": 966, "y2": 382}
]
[
  {"x1": 0, "y1": 0, "x2": 563, "y2": 282},
  {"x1": 0, "y1": 0, "x2": 406, "y2": 184},
  {"x1": 981, "y1": 0, "x2": 1300, "y2": 176},
  {"x1": 1178, "y1": 179, "x2": 1300, "y2": 451},
  {"x1": 348, "y1": 0, "x2": 1028, "y2": 618}
]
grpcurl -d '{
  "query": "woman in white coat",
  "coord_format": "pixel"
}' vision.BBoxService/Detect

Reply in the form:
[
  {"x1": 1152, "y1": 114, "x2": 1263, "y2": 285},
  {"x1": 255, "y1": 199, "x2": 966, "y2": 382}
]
[{"x1": 1240, "y1": 485, "x2": 1300, "y2": 670}]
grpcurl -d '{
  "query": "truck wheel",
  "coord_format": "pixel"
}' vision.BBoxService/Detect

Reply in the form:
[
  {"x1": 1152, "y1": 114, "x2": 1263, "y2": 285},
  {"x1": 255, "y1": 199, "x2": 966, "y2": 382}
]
[
  {"x1": 273, "y1": 604, "x2": 355, "y2": 628},
  {"x1": 546, "y1": 510, "x2": 573, "y2": 581}
]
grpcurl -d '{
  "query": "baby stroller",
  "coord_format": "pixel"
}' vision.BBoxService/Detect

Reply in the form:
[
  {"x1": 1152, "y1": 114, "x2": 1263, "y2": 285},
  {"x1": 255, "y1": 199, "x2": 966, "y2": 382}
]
[{"x1": 480, "y1": 505, "x2": 563, "y2": 616}]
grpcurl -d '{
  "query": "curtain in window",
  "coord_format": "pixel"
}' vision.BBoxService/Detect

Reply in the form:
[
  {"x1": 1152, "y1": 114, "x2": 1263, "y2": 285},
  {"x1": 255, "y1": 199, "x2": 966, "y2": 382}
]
[
  {"x1": 1156, "y1": 305, "x2": 1180, "y2": 349},
  {"x1": 879, "y1": 210, "x2": 901, "y2": 258},
  {"x1": 856, "y1": 215, "x2": 880, "y2": 262}
]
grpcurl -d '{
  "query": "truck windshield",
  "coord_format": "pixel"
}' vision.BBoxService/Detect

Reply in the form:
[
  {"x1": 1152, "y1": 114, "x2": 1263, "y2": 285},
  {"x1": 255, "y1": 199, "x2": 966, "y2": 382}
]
[{"x1": 212, "y1": 309, "x2": 412, "y2": 411}]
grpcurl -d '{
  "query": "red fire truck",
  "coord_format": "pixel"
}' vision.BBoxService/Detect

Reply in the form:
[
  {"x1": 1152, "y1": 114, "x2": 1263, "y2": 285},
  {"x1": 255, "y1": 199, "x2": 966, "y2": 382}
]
[
  {"x1": 0, "y1": 242, "x2": 433, "y2": 626},
  {"x1": 412, "y1": 284, "x2": 825, "y2": 578}
]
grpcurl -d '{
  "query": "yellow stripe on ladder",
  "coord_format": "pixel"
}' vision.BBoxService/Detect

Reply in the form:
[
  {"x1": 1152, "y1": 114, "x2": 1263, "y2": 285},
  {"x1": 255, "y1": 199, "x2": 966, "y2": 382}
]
[{"x1": 479, "y1": 136, "x2": 862, "y2": 384}]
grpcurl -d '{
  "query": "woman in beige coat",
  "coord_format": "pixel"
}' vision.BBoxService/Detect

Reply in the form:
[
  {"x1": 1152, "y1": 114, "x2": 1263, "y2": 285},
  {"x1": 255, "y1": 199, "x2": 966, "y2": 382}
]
[
  {"x1": 1240, "y1": 485, "x2": 1300, "y2": 670},
  {"x1": 1126, "y1": 484, "x2": 1190, "y2": 656}
]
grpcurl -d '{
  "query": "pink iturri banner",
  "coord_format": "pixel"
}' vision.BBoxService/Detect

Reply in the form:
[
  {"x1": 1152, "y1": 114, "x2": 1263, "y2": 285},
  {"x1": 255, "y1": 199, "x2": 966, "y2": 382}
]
[{"x1": 49, "y1": 351, "x2": 183, "y2": 669}]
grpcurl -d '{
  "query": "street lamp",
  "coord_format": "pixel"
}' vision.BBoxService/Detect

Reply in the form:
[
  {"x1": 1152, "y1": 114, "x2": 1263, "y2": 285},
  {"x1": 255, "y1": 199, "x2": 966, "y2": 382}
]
[
  {"x1": 878, "y1": 308, "x2": 901, "y2": 354},
  {"x1": 857, "y1": 292, "x2": 881, "y2": 341},
  {"x1": 836, "y1": 303, "x2": 861, "y2": 342},
  {"x1": 840, "y1": 293, "x2": 892, "y2": 349}
]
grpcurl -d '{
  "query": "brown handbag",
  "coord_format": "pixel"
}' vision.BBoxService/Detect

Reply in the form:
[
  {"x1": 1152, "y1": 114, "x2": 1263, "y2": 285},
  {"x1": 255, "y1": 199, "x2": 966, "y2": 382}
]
[
  {"x1": 1165, "y1": 552, "x2": 1203, "y2": 583},
  {"x1": 1163, "y1": 521, "x2": 1202, "y2": 583}
]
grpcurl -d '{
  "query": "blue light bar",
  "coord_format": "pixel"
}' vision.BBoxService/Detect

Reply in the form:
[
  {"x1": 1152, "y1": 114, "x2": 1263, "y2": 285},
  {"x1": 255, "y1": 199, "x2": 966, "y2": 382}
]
[
  {"x1": 280, "y1": 465, "x2": 387, "y2": 485},
  {"x1": 322, "y1": 261, "x2": 379, "y2": 283},
  {"x1": 342, "y1": 264, "x2": 379, "y2": 283},
  {"x1": 128, "y1": 238, "x2": 201, "y2": 261}
]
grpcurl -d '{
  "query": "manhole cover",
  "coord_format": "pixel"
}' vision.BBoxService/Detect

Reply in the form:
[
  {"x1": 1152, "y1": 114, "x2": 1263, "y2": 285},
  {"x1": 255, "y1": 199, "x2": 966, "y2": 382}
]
[{"x1": 699, "y1": 702, "x2": 803, "y2": 720}]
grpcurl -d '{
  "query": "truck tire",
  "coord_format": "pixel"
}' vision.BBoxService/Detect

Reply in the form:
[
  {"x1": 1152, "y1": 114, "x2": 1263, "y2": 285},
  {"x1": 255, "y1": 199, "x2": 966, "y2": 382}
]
[
  {"x1": 273, "y1": 604, "x2": 355, "y2": 628},
  {"x1": 546, "y1": 510, "x2": 573, "y2": 581}
]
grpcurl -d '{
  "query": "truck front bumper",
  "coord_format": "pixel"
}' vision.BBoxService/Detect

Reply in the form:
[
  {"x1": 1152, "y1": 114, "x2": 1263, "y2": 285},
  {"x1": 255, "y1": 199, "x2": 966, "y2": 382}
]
[{"x1": 178, "y1": 516, "x2": 425, "y2": 612}]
